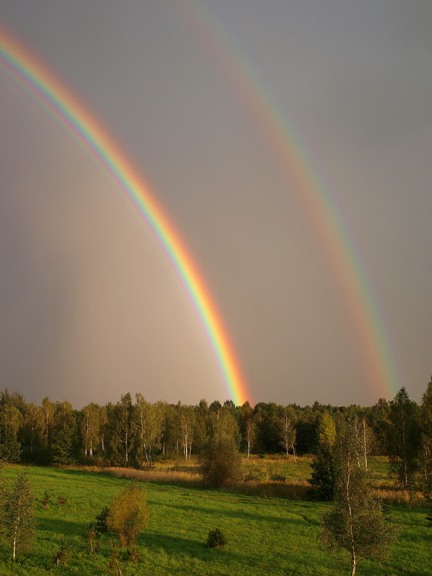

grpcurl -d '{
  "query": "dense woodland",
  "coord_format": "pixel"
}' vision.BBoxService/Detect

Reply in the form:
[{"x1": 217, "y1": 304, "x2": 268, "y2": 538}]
[{"x1": 0, "y1": 378, "x2": 431, "y2": 491}]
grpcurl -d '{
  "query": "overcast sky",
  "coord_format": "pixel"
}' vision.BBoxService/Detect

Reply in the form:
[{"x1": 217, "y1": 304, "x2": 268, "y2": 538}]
[{"x1": 1, "y1": 1, "x2": 431, "y2": 407}]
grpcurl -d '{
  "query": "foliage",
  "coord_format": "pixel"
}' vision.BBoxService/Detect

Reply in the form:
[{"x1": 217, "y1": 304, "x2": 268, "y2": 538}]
[
  {"x1": 207, "y1": 528, "x2": 226, "y2": 548},
  {"x1": 95, "y1": 505, "x2": 110, "y2": 533},
  {"x1": 107, "y1": 483, "x2": 148, "y2": 547},
  {"x1": 419, "y1": 376, "x2": 432, "y2": 501},
  {"x1": 0, "y1": 470, "x2": 35, "y2": 561},
  {"x1": 309, "y1": 445, "x2": 337, "y2": 500},
  {"x1": 309, "y1": 412, "x2": 337, "y2": 500},
  {"x1": 387, "y1": 388, "x2": 421, "y2": 491},
  {"x1": 321, "y1": 419, "x2": 398, "y2": 576},
  {"x1": 279, "y1": 406, "x2": 297, "y2": 459},
  {"x1": 0, "y1": 384, "x2": 430, "y2": 469},
  {"x1": 200, "y1": 434, "x2": 242, "y2": 488},
  {"x1": 317, "y1": 411, "x2": 337, "y2": 450}
]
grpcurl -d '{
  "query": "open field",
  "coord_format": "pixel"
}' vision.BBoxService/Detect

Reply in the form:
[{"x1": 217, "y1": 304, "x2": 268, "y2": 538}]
[{"x1": 0, "y1": 464, "x2": 430, "y2": 575}]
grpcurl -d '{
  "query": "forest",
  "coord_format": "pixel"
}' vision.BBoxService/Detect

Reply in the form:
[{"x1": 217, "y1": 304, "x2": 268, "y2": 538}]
[
  {"x1": 0, "y1": 383, "x2": 426, "y2": 468},
  {"x1": 0, "y1": 379, "x2": 431, "y2": 494}
]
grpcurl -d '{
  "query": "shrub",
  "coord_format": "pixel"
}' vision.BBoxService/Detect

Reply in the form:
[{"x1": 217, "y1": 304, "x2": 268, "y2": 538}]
[
  {"x1": 207, "y1": 528, "x2": 226, "y2": 549},
  {"x1": 95, "y1": 505, "x2": 110, "y2": 533},
  {"x1": 42, "y1": 490, "x2": 51, "y2": 509},
  {"x1": 200, "y1": 435, "x2": 242, "y2": 488},
  {"x1": 54, "y1": 537, "x2": 71, "y2": 566},
  {"x1": 107, "y1": 484, "x2": 148, "y2": 547}
]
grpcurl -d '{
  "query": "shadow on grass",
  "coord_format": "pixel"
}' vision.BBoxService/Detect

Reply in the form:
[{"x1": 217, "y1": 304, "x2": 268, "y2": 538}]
[
  {"x1": 153, "y1": 500, "x2": 311, "y2": 527},
  {"x1": 37, "y1": 516, "x2": 87, "y2": 538},
  {"x1": 142, "y1": 531, "x2": 246, "y2": 566}
]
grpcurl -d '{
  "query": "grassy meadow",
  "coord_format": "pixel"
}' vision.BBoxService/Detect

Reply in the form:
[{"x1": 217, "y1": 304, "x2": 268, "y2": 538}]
[{"x1": 0, "y1": 460, "x2": 430, "y2": 575}]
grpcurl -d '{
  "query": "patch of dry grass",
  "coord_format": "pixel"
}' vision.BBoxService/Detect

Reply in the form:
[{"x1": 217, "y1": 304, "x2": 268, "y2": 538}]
[{"x1": 78, "y1": 455, "x2": 423, "y2": 504}]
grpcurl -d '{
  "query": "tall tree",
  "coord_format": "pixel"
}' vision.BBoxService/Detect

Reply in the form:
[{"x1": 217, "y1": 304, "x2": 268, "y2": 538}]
[
  {"x1": 321, "y1": 418, "x2": 397, "y2": 576},
  {"x1": 106, "y1": 395, "x2": 134, "y2": 467},
  {"x1": 41, "y1": 397, "x2": 54, "y2": 450},
  {"x1": 80, "y1": 403, "x2": 101, "y2": 459},
  {"x1": 178, "y1": 404, "x2": 196, "y2": 460},
  {"x1": 238, "y1": 402, "x2": 256, "y2": 458},
  {"x1": 21, "y1": 403, "x2": 44, "y2": 461},
  {"x1": 51, "y1": 401, "x2": 77, "y2": 465},
  {"x1": 279, "y1": 406, "x2": 297, "y2": 461},
  {"x1": 0, "y1": 405, "x2": 22, "y2": 462},
  {"x1": 310, "y1": 411, "x2": 337, "y2": 500},
  {"x1": 132, "y1": 394, "x2": 164, "y2": 465},
  {"x1": 387, "y1": 387, "x2": 420, "y2": 491}
]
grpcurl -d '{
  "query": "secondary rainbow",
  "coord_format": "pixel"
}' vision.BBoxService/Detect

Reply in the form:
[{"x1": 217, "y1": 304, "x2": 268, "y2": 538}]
[
  {"x1": 183, "y1": 1, "x2": 397, "y2": 399},
  {"x1": 0, "y1": 26, "x2": 249, "y2": 406}
]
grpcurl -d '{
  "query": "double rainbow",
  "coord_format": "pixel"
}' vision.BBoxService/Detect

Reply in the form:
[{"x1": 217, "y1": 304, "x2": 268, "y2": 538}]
[{"x1": 0, "y1": 26, "x2": 250, "y2": 406}]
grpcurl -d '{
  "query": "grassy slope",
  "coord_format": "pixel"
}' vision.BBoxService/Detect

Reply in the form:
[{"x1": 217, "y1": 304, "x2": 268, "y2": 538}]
[{"x1": 0, "y1": 465, "x2": 429, "y2": 576}]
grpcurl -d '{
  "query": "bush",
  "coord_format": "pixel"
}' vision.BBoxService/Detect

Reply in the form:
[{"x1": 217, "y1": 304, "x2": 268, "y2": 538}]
[
  {"x1": 309, "y1": 446, "x2": 337, "y2": 500},
  {"x1": 107, "y1": 484, "x2": 148, "y2": 547},
  {"x1": 42, "y1": 490, "x2": 51, "y2": 510},
  {"x1": 200, "y1": 436, "x2": 242, "y2": 488},
  {"x1": 54, "y1": 537, "x2": 71, "y2": 566},
  {"x1": 95, "y1": 505, "x2": 110, "y2": 533},
  {"x1": 207, "y1": 528, "x2": 226, "y2": 549}
]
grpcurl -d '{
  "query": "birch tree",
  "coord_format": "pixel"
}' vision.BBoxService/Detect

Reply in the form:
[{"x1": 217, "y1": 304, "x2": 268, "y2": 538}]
[
  {"x1": 80, "y1": 403, "x2": 101, "y2": 458},
  {"x1": 133, "y1": 394, "x2": 164, "y2": 465},
  {"x1": 279, "y1": 406, "x2": 297, "y2": 461},
  {"x1": 321, "y1": 419, "x2": 397, "y2": 576},
  {"x1": 179, "y1": 405, "x2": 196, "y2": 460},
  {"x1": 0, "y1": 471, "x2": 35, "y2": 562}
]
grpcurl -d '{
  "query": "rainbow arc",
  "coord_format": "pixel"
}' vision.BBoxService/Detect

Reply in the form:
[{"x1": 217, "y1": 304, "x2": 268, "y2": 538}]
[{"x1": 0, "y1": 26, "x2": 249, "y2": 406}]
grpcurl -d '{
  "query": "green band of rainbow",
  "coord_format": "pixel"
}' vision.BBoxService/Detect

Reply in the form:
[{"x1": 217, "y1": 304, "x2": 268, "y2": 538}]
[{"x1": 0, "y1": 26, "x2": 249, "y2": 406}]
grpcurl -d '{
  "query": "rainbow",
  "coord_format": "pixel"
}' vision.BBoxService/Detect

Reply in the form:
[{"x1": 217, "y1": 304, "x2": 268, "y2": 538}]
[
  {"x1": 0, "y1": 26, "x2": 250, "y2": 406},
  {"x1": 182, "y1": 1, "x2": 397, "y2": 400}
]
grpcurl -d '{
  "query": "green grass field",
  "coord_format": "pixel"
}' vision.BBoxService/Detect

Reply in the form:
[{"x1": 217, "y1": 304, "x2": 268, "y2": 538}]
[{"x1": 0, "y1": 465, "x2": 430, "y2": 575}]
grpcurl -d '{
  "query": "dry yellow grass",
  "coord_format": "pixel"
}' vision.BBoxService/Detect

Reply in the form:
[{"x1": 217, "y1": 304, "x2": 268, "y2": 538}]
[{"x1": 77, "y1": 455, "x2": 425, "y2": 504}]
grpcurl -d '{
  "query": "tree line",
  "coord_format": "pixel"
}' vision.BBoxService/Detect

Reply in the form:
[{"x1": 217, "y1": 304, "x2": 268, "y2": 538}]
[{"x1": 0, "y1": 378, "x2": 431, "y2": 484}]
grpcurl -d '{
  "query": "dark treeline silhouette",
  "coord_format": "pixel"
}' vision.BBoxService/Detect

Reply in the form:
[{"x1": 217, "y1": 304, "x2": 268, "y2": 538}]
[{"x1": 0, "y1": 378, "x2": 431, "y2": 481}]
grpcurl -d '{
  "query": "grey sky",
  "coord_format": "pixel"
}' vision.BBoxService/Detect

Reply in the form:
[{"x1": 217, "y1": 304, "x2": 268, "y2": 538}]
[{"x1": 1, "y1": 1, "x2": 431, "y2": 407}]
